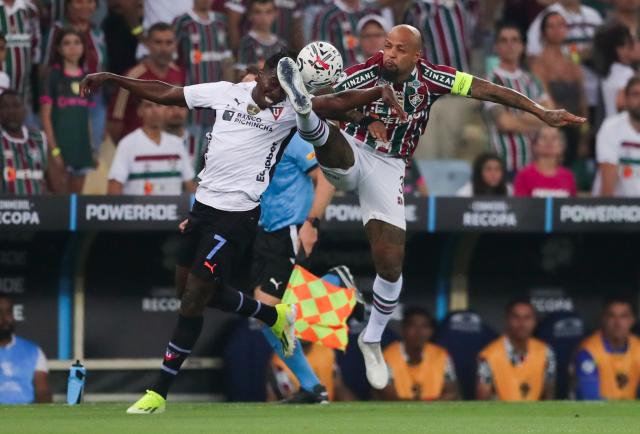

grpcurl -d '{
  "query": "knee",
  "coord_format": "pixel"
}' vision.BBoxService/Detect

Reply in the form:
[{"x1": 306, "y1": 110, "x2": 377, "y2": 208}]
[
  {"x1": 372, "y1": 251, "x2": 403, "y2": 282},
  {"x1": 179, "y1": 276, "x2": 213, "y2": 316}
]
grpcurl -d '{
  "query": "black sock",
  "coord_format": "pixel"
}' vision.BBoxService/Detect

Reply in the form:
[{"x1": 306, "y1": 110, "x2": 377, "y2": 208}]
[
  {"x1": 152, "y1": 314, "x2": 203, "y2": 399},
  {"x1": 211, "y1": 285, "x2": 278, "y2": 326}
]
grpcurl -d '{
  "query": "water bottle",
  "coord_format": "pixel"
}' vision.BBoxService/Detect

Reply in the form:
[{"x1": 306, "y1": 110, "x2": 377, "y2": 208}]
[{"x1": 67, "y1": 360, "x2": 86, "y2": 405}]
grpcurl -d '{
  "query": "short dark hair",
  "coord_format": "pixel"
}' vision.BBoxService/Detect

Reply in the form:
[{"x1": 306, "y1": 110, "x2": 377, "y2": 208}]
[
  {"x1": 603, "y1": 295, "x2": 636, "y2": 316},
  {"x1": 505, "y1": 296, "x2": 535, "y2": 316},
  {"x1": 263, "y1": 49, "x2": 298, "y2": 72},
  {"x1": 540, "y1": 11, "x2": 563, "y2": 39},
  {"x1": 494, "y1": 21, "x2": 522, "y2": 42},
  {"x1": 147, "y1": 22, "x2": 174, "y2": 38},
  {"x1": 402, "y1": 306, "x2": 435, "y2": 329},
  {"x1": 625, "y1": 75, "x2": 640, "y2": 95}
]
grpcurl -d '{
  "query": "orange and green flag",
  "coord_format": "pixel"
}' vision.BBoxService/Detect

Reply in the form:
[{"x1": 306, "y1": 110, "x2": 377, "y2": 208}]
[{"x1": 282, "y1": 265, "x2": 357, "y2": 351}]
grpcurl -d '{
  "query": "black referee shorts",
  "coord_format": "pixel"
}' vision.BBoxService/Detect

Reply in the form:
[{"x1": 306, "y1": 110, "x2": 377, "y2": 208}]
[
  {"x1": 250, "y1": 225, "x2": 301, "y2": 299},
  {"x1": 176, "y1": 200, "x2": 260, "y2": 284}
]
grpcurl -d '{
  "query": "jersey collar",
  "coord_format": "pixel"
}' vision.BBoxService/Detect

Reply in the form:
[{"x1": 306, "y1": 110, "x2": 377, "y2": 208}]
[
  {"x1": 188, "y1": 10, "x2": 215, "y2": 25},
  {"x1": 601, "y1": 334, "x2": 629, "y2": 354},
  {"x1": 0, "y1": 334, "x2": 16, "y2": 349},
  {"x1": 1, "y1": 126, "x2": 29, "y2": 144}
]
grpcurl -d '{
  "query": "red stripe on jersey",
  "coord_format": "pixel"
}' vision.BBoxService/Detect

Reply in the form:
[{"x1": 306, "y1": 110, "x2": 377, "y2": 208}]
[
  {"x1": 14, "y1": 138, "x2": 32, "y2": 195},
  {"x1": 1, "y1": 136, "x2": 15, "y2": 194},
  {"x1": 134, "y1": 154, "x2": 181, "y2": 161},
  {"x1": 432, "y1": 8, "x2": 451, "y2": 66},
  {"x1": 452, "y1": 4, "x2": 470, "y2": 66}
]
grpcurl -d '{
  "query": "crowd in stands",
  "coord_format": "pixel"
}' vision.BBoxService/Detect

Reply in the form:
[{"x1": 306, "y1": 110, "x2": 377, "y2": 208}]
[{"x1": 0, "y1": 0, "x2": 638, "y2": 198}]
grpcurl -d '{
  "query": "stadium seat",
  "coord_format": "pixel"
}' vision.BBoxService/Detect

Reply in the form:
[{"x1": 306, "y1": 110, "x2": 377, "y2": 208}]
[
  {"x1": 535, "y1": 311, "x2": 586, "y2": 399},
  {"x1": 222, "y1": 319, "x2": 272, "y2": 402},
  {"x1": 434, "y1": 310, "x2": 497, "y2": 400},
  {"x1": 414, "y1": 159, "x2": 471, "y2": 196}
]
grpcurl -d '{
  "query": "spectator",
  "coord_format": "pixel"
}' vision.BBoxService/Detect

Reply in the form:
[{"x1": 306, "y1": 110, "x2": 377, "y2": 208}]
[
  {"x1": 499, "y1": 0, "x2": 548, "y2": 37},
  {"x1": 0, "y1": 0, "x2": 41, "y2": 99},
  {"x1": 107, "y1": 99, "x2": 195, "y2": 195},
  {"x1": 574, "y1": 296, "x2": 640, "y2": 400},
  {"x1": 514, "y1": 126, "x2": 577, "y2": 197},
  {"x1": 163, "y1": 104, "x2": 208, "y2": 175},
  {"x1": 593, "y1": 22, "x2": 635, "y2": 119},
  {"x1": 267, "y1": 341, "x2": 354, "y2": 402},
  {"x1": 174, "y1": 0, "x2": 232, "y2": 126},
  {"x1": 380, "y1": 307, "x2": 458, "y2": 401},
  {"x1": 486, "y1": 22, "x2": 550, "y2": 174},
  {"x1": 0, "y1": 295, "x2": 52, "y2": 404},
  {"x1": 526, "y1": 0, "x2": 603, "y2": 115},
  {"x1": 107, "y1": 22, "x2": 184, "y2": 143},
  {"x1": 40, "y1": 28, "x2": 93, "y2": 194},
  {"x1": 477, "y1": 298, "x2": 556, "y2": 401},
  {"x1": 102, "y1": 0, "x2": 142, "y2": 76},
  {"x1": 594, "y1": 76, "x2": 640, "y2": 197},
  {"x1": 135, "y1": 0, "x2": 191, "y2": 58},
  {"x1": 607, "y1": 0, "x2": 639, "y2": 38},
  {"x1": 225, "y1": 0, "x2": 304, "y2": 52},
  {"x1": 0, "y1": 90, "x2": 62, "y2": 194},
  {"x1": 313, "y1": 0, "x2": 380, "y2": 68},
  {"x1": 235, "y1": 0, "x2": 287, "y2": 79},
  {"x1": 530, "y1": 12, "x2": 588, "y2": 167},
  {"x1": 457, "y1": 152, "x2": 512, "y2": 197},
  {"x1": 40, "y1": 0, "x2": 66, "y2": 32},
  {"x1": 357, "y1": 14, "x2": 389, "y2": 59},
  {"x1": 404, "y1": 159, "x2": 428, "y2": 198},
  {"x1": 0, "y1": 33, "x2": 11, "y2": 92}
]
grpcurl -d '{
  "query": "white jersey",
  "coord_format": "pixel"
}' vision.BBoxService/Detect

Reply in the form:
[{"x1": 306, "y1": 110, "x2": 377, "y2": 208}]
[
  {"x1": 594, "y1": 111, "x2": 640, "y2": 197},
  {"x1": 183, "y1": 81, "x2": 297, "y2": 211},
  {"x1": 108, "y1": 128, "x2": 194, "y2": 195}
]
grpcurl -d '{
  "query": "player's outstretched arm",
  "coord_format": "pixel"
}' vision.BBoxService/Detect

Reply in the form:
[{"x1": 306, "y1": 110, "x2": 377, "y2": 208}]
[
  {"x1": 312, "y1": 85, "x2": 407, "y2": 122},
  {"x1": 469, "y1": 76, "x2": 586, "y2": 128},
  {"x1": 79, "y1": 72, "x2": 187, "y2": 107}
]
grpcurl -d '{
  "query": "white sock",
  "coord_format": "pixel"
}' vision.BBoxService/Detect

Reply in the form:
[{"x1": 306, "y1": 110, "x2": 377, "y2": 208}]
[
  {"x1": 363, "y1": 274, "x2": 402, "y2": 343},
  {"x1": 297, "y1": 111, "x2": 330, "y2": 147}
]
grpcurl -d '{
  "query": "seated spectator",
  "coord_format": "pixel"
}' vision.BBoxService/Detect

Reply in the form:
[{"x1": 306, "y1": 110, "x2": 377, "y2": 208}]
[
  {"x1": 477, "y1": 298, "x2": 556, "y2": 401},
  {"x1": 267, "y1": 341, "x2": 354, "y2": 402},
  {"x1": 107, "y1": 22, "x2": 184, "y2": 143},
  {"x1": 593, "y1": 22, "x2": 635, "y2": 120},
  {"x1": 357, "y1": 14, "x2": 389, "y2": 59},
  {"x1": 380, "y1": 307, "x2": 458, "y2": 401},
  {"x1": 514, "y1": 126, "x2": 577, "y2": 197},
  {"x1": 574, "y1": 296, "x2": 640, "y2": 400},
  {"x1": 486, "y1": 22, "x2": 549, "y2": 174},
  {"x1": 457, "y1": 152, "x2": 512, "y2": 197},
  {"x1": 163, "y1": 104, "x2": 208, "y2": 175},
  {"x1": 594, "y1": 76, "x2": 640, "y2": 197},
  {"x1": 40, "y1": 28, "x2": 94, "y2": 194},
  {"x1": 530, "y1": 11, "x2": 588, "y2": 168},
  {"x1": 107, "y1": 99, "x2": 195, "y2": 195},
  {"x1": 235, "y1": 0, "x2": 287, "y2": 79},
  {"x1": 0, "y1": 90, "x2": 63, "y2": 194},
  {"x1": 0, "y1": 295, "x2": 52, "y2": 404}
]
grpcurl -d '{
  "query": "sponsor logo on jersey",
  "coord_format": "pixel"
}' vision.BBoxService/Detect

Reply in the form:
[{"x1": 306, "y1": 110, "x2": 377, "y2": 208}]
[
  {"x1": 247, "y1": 104, "x2": 261, "y2": 116},
  {"x1": 222, "y1": 110, "x2": 235, "y2": 121},
  {"x1": 425, "y1": 68, "x2": 454, "y2": 88},
  {"x1": 3, "y1": 167, "x2": 44, "y2": 181},
  {"x1": 409, "y1": 93, "x2": 424, "y2": 108},
  {"x1": 269, "y1": 106, "x2": 284, "y2": 120},
  {"x1": 256, "y1": 142, "x2": 279, "y2": 182},
  {"x1": 339, "y1": 69, "x2": 377, "y2": 90}
]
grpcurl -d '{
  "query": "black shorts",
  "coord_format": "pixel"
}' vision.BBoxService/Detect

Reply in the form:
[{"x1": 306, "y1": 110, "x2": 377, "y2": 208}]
[
  {"x1": 176, "y1": 200, "x2": 260, "y2": 284},
  {"x1": 250, "y1": 224, "x2": 300, "y2": 298}
]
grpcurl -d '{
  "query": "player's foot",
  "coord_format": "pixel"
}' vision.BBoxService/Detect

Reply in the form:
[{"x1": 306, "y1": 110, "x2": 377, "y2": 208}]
[
  {"x1": 272, "y1": 304, "x2": 297, "y2": 357},
  {"x1": 126, "y1": 389, "x2": 166, "y2": 414},
  {"x1": 281, "y1": 384, "x2": 329, "y2": 404},
  {"x1": 358, "y1": 330, "x2": 389, "y2": 390},
  {"x1": 277, "y1": 57, "x2": 312, "y2": 116}
]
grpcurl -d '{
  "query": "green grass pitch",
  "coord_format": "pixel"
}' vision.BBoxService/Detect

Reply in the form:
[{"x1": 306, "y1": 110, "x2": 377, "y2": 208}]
[{"x1": 1, "y1": 402, "x2": 639, "y2": 434}]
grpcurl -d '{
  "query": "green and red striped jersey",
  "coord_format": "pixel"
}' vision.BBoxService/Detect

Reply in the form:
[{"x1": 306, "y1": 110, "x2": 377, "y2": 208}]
[
  {"x1": 0, "y1": 1, "x2": 41, "y2": 97},
  {"x1": 236, "y1": 31, "x2": 287, "y2": 71},
  {"x1": 312, "y1": 1, "x2": 380, "y2": 67},
  {"x1": 174, "y1": 11, "x2": 231, "y2": 125},
  {"x1": 485, "y1": 66, "x2": 545, "y2": 173},
  {"x1": 0, "y1": 126, "x2": 48, "y2": 195},
  {"x1": 335, "y1": 52, "x2": 458, "y2": 158},
  {"x1": 404, "y1": 0, "x2": 470, "y2": 72}
]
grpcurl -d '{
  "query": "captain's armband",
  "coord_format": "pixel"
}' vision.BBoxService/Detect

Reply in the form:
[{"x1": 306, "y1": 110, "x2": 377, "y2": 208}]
[{"x1": 451, "y1": 71, "x2": 473, "y2": 97}]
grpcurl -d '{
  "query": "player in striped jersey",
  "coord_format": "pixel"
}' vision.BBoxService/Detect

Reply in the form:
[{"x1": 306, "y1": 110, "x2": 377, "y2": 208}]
[
  {"x1": 312, "y1": 0, "x2": 381, "y2": 68},
  {"x1": 0, "y1": 0, "x2": 41, "y2": 98},
  {"x1": 277, "y1": 25, "x2": 585, "y2": 391},
  {"x1": 0, "y1": 90, "x2": 57, "y2": 195},
  {"x1": 486, "y1": 23, "x2": 551, "y2": 174},
  {"x1": 174, "y1": 0, "x2": 232, "y2": 126}
]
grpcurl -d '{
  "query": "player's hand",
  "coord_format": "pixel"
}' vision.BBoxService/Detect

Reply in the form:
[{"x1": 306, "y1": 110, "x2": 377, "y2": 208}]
[
  {"x1": 539, "y1": 109, "x2": 586, "y2": 127},
  {"x1": 178, "y1": 218, "x2": 188, "y2": 233},
  {"x1": 79, "y1": 73, "x2": 112, "y2": 97},
  {"x1": 368, "y1": 120, "x2": 388, "y2": 142},
  {"x1": 298, "y1": 220, "x2": 318, "y2": 256},
  {"x1": 380, "y1": 85, "x2": 408, "y2": 122}
]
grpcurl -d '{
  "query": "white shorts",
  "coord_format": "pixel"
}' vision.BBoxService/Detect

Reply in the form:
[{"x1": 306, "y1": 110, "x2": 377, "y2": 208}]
[{"x1": 320, "y1": 131, "x2": 407, "y2": 230}]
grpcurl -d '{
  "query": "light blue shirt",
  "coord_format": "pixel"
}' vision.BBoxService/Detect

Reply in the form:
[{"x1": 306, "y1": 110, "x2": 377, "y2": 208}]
[
  {"x1": 0, "y1": 335, "x2": 46, "y2": 404},
  {"x1": 260, "y1": 134, "x2": 318, "y2": 232}
]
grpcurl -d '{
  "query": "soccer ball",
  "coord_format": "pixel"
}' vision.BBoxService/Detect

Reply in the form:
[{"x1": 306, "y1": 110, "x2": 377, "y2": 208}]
[{"x1": 296, "y1": 41, "x2": 343, "y2": 90}]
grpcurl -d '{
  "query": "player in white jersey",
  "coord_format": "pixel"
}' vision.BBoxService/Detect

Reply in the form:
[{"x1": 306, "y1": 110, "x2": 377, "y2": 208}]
[
  {"x1": 79, "y1": 50, "x2": 404, "y2": 414},
  {"x1": 276, "y1": 25, "x2": 586, "y2": 390}
]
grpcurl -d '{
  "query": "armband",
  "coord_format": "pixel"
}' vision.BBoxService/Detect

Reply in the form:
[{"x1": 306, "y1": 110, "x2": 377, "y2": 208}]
[
  {"x1": 51, "y1": 147, "x2": 61, "y2": 157},
  {"x1": 451, "y1": 71, "x2": 473, "y2": 97}
]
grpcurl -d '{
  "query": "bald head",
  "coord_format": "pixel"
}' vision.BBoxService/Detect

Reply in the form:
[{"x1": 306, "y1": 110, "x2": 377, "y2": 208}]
[{"x1": 389, "y1": 25, "x2": 423, "y2": 51}]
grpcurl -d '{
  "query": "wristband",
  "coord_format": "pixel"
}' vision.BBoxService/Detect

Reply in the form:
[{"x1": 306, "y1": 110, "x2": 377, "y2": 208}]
[
  {"x1": 51, "y1": 147, "x2": 61, "y2": 157},
  {"x1": 306, "y1": 217, "x2": 320, "y2": 229},
  {"x1": 358, "y1": 115, "x2": 378, "y2": 128},
  {"x1": 131, "y1": 25, "x2": 143, "y2": 36}
]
